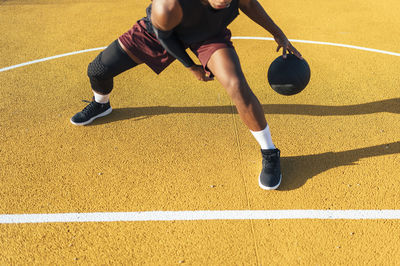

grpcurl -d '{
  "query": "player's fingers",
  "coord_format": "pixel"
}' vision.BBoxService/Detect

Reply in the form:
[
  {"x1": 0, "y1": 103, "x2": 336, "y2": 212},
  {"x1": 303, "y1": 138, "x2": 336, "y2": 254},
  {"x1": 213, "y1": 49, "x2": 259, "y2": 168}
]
[
  {"x1": 276, "y1": 45, "x2": 281, "y2": 52},
  {"x1": 200, "y1": 73, "x2": 213, "y2": 82},
  {"x1": 282, "y1": 46, "x2": 287, "y2": 59},
  {"x1": 289, "y1": 45, "x2": 303, "y2": 60}
]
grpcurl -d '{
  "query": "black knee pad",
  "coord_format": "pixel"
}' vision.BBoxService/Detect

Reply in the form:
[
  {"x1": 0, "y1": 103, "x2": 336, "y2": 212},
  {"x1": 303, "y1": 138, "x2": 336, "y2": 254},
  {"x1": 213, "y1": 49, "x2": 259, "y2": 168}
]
[
  {"x1": 87, "y1": 52, "x2": 111, "y2": 80},
  {"x1": 87, "y1": 52, "x2": 113, "y2": 94},
  {"x1": 87, "y1": 40, "x2": 137, "y2": 94}
]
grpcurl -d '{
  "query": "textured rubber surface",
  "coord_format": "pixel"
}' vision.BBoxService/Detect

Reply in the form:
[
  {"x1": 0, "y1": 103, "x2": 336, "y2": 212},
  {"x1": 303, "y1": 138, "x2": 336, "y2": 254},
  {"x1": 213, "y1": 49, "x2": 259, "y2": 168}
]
[{"x1": 1, "y1": 0, "x2": 400, "y2": 264}]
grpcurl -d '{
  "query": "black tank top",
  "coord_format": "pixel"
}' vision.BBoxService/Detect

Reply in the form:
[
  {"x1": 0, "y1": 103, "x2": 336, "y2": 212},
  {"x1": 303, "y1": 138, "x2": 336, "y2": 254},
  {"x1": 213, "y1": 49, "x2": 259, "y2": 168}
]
[{"x1": 143, "y1": 0, "x2": 239, "y2": 44}]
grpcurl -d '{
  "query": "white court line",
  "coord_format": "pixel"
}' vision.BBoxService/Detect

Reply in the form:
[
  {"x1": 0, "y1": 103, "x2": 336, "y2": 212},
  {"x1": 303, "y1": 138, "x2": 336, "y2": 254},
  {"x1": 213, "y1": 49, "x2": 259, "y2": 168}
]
[
  {"x1": 0, "y1": 47, "x2": 106, "y2": 73},
  {"x1": 232, "y1": 37, "x2": 400, "y2": 57},
  {"x1": 1, "y1": 37, "x2": 400, "y2": 73},
  {"x1": 2, "y1": 210, "x2": 400, "y2": 224}
]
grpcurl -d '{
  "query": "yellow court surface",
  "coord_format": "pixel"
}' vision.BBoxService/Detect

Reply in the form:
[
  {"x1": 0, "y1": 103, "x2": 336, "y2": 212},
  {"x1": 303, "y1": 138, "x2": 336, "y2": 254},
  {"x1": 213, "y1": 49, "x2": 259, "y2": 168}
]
[{"x1": 1, "y1": 0, "x2": 400, "y2": 264}]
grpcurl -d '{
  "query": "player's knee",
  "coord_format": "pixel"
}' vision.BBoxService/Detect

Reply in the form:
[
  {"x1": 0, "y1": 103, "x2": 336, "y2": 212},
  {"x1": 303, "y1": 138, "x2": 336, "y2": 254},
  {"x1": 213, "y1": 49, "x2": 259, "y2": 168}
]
[
  {"x1": 87, "y1": 40, "x2": 137, "y2": 81},
  {"x1": 226, "y1": 77, "x2": 252, "y2": 104},
  {"x1": 87, "y1": 52, "x2": 112, "y2": 80},
  {"x1": 87, "y1": 52, "x2": 114, "y2": 94}
]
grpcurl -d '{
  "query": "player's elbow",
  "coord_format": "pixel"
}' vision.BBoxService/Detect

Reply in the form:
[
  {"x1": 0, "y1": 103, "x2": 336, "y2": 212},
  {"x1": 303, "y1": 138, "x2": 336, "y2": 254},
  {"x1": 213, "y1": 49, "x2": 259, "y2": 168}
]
[{"x1": 151, "y1": 0, "x2": 182, "y2": 30}]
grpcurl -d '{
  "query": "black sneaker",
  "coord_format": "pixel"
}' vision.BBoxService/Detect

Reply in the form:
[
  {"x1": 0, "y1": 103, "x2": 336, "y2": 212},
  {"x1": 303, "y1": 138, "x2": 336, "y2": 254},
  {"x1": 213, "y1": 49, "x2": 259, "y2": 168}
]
[
  {"x1": 70, "y1": 99, "x2": 112, "y2": 126},
  {"x1": 259, "y1": 148, "x2": 282, "y2": 190}
]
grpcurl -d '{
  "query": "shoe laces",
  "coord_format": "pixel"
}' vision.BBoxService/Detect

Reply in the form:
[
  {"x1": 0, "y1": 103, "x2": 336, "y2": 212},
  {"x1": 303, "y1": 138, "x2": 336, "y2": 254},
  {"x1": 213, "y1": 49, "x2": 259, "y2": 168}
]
[
  {"x1": 263, "y1": 153, "x2": 278, "y2": 163},
  {"x1": 81, "y1": 100, "x2": 97, "y2": 114},
  {"x1": 262, "y1": 150, "x2": 280, "y2": 166}
]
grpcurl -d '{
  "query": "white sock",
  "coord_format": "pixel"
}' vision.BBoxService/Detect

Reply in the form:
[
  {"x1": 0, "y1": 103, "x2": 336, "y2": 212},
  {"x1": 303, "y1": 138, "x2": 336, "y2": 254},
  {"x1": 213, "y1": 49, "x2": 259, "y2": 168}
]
[
  {"x1": 93, "y1": 91, "x2": 110, "y2": 104},
  {"x1": 250, "y1": 124, "x2": 276, "y2": 150}
]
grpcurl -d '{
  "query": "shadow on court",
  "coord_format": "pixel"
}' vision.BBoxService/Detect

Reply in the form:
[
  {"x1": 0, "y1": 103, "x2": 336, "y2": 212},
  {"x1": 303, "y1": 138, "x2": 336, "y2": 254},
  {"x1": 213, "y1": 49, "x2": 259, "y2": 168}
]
[
  {"x1": 279, "y1": 141, "x2": 399, "y2": 190},
  {"x1": 87, "y1": 98, "x2": 400, "y2": 190},
  {"x1": 90, "y1": 98, "x2": 400, "y2": 126}
]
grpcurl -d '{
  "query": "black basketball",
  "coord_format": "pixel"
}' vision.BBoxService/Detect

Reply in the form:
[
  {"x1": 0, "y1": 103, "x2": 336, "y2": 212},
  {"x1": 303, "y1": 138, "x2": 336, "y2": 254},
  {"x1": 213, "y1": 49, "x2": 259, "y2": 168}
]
[{"x1": 267, "y1": 54, "x2": 311, "y2": 96}]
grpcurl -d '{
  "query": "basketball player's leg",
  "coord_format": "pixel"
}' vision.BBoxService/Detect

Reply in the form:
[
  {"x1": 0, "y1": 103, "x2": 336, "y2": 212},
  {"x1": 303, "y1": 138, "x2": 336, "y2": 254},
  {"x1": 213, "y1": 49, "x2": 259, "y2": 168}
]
[
  {"x1": 71, "y1": 19, "x2": 176, "y2": 126},
  {"x1": 70, "y1": 39, "x2": 141, "y2": 125},
  {"x1": 88, "y1": 39, "x2": 142, "y2": 102},
  {"x1": 207, "y1": 48, "x2": 266, "y2": 132},
  {"x1": 207, "y1": 47, "x2": 282, "y2": 190}
]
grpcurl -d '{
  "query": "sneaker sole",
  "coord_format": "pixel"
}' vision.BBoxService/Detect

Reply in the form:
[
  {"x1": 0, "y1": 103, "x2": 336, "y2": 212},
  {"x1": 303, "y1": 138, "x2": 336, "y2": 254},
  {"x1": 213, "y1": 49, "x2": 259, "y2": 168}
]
[
  {"x1": 70, "y1": 107, "x2": 112, "y2": 126},
  {"x1": 258, "y1": 173, "x2": 282, "y2": 190}
]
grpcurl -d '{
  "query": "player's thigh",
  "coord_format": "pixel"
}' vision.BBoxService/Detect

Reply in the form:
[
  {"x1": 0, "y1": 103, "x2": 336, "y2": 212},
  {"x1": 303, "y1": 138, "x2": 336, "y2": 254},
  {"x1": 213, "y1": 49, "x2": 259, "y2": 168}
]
[
  {"x1": 207, "y1": 47, "x2": 248, "y2": 91},
  {"x1": 118, "y1": 39, "x2": 143, "y2": 65}
]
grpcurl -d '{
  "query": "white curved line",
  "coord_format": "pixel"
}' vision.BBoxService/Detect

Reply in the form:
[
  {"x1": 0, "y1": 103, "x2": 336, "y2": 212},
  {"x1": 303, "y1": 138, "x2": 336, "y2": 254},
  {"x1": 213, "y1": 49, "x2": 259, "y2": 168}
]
[
  {"x1": 1, "y1": 37, "x2": 399, "y2": 73},
  {"x1": 1, "y1": 210, "x2": 400, "y2": 224},
  {"x1": 0, "y1": 46, "x2": 106, "y2": 73},
  {"x1": 232, "y1": 36, "x2": 400, "y2": 57}
]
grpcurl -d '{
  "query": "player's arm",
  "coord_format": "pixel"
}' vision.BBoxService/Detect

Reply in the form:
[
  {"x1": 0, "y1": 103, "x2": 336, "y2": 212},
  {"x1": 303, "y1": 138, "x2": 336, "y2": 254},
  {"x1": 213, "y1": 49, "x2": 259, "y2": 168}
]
[
  {"x1": 151, "y1": 0, "x2": 212, "y2": 81},
  {"x1": 238, "y1": 0, "x2": 302, "y2": 59},
  {"x1": 151, "y1": 0, "x2": 195, "y2": 67}
]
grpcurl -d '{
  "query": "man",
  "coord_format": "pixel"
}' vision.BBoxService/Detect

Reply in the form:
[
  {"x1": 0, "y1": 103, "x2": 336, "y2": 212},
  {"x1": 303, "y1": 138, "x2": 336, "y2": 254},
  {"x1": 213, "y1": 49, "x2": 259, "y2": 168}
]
[{"x1": 70, "y1": 0, "x2": 303, "y2": 190}]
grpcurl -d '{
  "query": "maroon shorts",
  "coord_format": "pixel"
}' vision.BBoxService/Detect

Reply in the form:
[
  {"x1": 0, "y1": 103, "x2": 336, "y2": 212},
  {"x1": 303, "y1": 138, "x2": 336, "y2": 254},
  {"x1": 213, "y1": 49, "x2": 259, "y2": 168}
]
[{"x1": 118, "y1": 20, "x2": 234, "y2": 76}]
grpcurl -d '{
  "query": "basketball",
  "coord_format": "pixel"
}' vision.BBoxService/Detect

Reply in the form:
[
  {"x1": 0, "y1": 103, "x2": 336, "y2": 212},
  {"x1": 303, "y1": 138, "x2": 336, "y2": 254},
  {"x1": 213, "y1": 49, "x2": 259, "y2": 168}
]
[{"x1": 267, "y1": 54, "x2": 311, "y2": 96}]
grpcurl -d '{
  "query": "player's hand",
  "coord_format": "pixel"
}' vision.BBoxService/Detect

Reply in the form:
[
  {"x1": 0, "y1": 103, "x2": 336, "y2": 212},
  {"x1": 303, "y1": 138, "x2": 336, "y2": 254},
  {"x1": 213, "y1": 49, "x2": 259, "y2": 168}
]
[
  {"x1": 188, "y1": 65, "x2": 214, "y2": 82},
  {"x1": 274, "y1": 33, "x2": 303, "y2": 60}
]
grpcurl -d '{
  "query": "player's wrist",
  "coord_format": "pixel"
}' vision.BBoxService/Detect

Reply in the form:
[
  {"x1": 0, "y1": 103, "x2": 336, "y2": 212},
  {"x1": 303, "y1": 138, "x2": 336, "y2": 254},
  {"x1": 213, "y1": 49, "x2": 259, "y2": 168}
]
[
  {"x1": 187, "y1": 64, "x2": 198, "y2": 70},
  {"x1": 272, "y1": 29, "x2": 286, "y2": 39},
  {"x1": 186, "y1": 62, "x2": 196, "y2": 69}
]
